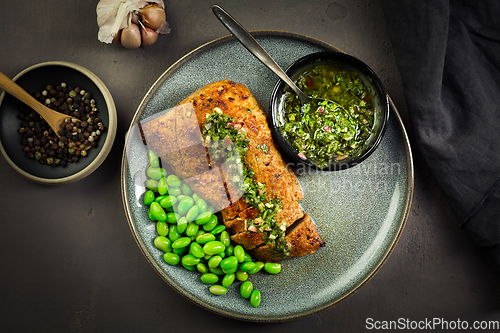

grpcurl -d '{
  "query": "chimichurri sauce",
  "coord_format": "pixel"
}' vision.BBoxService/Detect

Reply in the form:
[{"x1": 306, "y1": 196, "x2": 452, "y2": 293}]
[
  {"x1": 278, "y1": 63, "x2": 376, "y2": 168},
  {"x1": 203, "y1": 108, "x2": 290, "y2": 255}
]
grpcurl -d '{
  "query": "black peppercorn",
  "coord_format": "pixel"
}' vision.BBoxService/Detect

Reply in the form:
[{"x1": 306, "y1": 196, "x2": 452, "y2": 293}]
[{"x1": 17, "y1": 82, "x2": 106, "y2": 168}]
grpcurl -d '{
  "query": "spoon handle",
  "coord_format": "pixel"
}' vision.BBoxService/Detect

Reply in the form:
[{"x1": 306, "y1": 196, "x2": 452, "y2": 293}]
[
  {"x1": 0, "y1": 70, "x2": 71, "y2": 137},
  {"x1": 212, "y1": 5, "x2": 308, "y2": 103},
  {"x1": 0, "y1": 70, "x2": 43, "y2": 112}
]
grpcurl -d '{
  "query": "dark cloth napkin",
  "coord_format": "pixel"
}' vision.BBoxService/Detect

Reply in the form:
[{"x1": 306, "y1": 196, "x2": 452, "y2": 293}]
[{"x1": 380, "y1": 0, "x2": 500, "y2": 270}]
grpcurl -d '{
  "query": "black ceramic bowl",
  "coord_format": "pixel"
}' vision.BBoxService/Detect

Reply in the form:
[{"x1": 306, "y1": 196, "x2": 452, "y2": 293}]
[
  {"x1": 270, "y1": 51, "x2": 390, "y2": 171},
  {"x1": 0, "y1": 61, "x2": 117, "y2": 184}
]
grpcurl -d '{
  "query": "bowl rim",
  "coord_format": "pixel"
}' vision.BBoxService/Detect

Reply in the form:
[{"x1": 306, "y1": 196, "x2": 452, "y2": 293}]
[
  {"x1": 269, "y1": 50, "x2": 390, "y2": 171},
  {"x1": 0, "y1": 61, "x2": 117, "y2": 185}
]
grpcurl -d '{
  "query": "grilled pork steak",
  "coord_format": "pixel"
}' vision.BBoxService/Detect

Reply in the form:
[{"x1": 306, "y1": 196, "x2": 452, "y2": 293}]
[{"x1": 142, "y1": 80, "x2": 324, "y2": 261}]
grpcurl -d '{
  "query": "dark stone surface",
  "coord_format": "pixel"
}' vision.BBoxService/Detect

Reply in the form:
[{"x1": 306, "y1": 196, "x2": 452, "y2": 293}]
[{"x1": 1, "y1": 1, "x2": 498, "y2": 331}]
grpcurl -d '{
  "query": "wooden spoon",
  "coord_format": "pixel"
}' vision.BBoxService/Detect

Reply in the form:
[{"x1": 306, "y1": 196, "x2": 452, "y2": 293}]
[{"x1": 0, "y1": 70, "x2": 74, "y2": 138}]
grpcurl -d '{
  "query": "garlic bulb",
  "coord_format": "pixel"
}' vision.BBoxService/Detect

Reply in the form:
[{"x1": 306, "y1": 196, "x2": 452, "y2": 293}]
[{"x1": 96, "y1": 0, "x2": 170, "y2": 47}]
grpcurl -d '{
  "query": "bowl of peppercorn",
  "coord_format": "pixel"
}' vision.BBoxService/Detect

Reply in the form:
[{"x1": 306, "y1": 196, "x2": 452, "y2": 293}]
[{"x1": 0, "y1": 61, "x2": 117, "y2": 184}]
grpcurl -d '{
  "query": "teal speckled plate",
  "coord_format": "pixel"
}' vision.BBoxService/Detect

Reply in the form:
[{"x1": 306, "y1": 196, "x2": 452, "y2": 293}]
[{"x1": 121, "y1": 31, "x2": 413, "y2": 322}]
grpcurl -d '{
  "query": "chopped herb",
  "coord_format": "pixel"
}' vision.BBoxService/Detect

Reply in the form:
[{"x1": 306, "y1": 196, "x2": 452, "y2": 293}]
[
  {"x1": 203, "y1": 109, "x2": 290, "y2": 255},
  {"x1": 256, "y1": 144, "x2": 269, "y2": 154}
]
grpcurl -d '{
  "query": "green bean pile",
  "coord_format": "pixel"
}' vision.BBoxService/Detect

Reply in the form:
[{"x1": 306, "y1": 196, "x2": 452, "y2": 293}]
[{"x1": 143, "y1": 150, "x2": 282, "y2": 307}]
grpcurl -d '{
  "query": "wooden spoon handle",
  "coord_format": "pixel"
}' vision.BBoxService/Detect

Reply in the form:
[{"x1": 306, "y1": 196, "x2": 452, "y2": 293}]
[
  {"x1": 0, "y1": 70, "x2": 45, "y2": 113},
  {"x1": 0, "y1": 70, "x2": 71, "y2": 137}
]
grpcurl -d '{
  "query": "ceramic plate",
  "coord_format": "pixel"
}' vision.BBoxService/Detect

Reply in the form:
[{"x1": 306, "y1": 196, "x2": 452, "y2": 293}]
[{"x1": 121, "y1": 31, "x2": 413, "y2": 322}]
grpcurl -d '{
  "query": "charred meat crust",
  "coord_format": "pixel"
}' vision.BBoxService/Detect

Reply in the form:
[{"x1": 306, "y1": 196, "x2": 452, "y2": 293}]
[{"x1": 142, "y1": 80, "x2": 324, "y2": 261}]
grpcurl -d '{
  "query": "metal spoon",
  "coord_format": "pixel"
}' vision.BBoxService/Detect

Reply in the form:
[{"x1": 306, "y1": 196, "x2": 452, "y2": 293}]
[
  {"x1": 0, "y1": 70, "x2": 74, "y2": 138},
  {"x1": 212, "y1": 5, "x2": 323, "y2": 106}
]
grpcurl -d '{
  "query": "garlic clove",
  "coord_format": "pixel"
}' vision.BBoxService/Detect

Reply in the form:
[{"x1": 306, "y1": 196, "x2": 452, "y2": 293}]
[
  {"x1": 140, "y1": 25, "x2": 158, "y2": 46},
  {"x1": 121, "y1": 23, "x2": 141, "y2": 49},
  {"x1": 139, "y1": 3, "x2": 166, "y2": 31}
]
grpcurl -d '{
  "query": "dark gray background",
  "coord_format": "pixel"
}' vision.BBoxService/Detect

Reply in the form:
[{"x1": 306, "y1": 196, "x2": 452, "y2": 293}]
[{"x1": 0, "y1": 0, "x2": 498, "y2": 331}]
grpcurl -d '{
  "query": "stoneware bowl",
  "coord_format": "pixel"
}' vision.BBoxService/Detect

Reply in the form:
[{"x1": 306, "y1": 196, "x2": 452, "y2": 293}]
[
  {"x1": 0, "y1": 61, "x2": 117, "y2": 185},
  {"x1": 270, "y1": 51, "x2": 390, "y2": 171}
]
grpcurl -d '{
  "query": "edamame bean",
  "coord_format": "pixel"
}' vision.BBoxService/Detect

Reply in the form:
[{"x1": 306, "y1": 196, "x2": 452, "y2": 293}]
[
  {"x1": 220, "y1": 256, "x2": 238, "y2": 271},
  {"x1": 240, "y1": 281, "x2": 253, "y2": 299},
  {"x1": 195, "y1": 211, "x2": 212, "y2": 225},
  {"x1": 209, "y1": 224, "x2": 226, "y2": 235},
  {"x1": 168, "y1": 224, "x2": 181, "y2": 242},
  {"x1": 238, "y1": 261, "x2": 256, "y2": 272},
  {"x1": 182, "y1": 262, "x2": 197, "y2": 271},
  {"x1": 176, "y1": 216, "x2": 188, "y2": 234},
  {"x1": 196, "y1": 263, "x2": 209, "y2": 274},
  {"x1": 177, "y1": 197, "x2": 194, "y2": 215},
  {"x1": 190, "y1": 242, "x2": 205, "y2": 259},
  {"x1": 176, "y1": 195, "x2": 190, "y2": 202},
  {"x1": 243, "y1": 253, "x2": 252, "y2": 262},
  {"x1": 173, "y1": 246, "x2": 189, "y2": 256},
  {"x1": 235, "y1": 270, "x2": 248, "y2": 282},
  {"x1": 209, "y1": 285, "x2": 227, "y2": 296},
  {"x1": 203, "y1": 214, "x2": 218, "y2": 231},
  {"x1": 248, "y1": 262, "x2": 264, "y2": 275},
  {"x1": 219, "y1": 231, "x2": 230, "y2": 247},
  {"x1": 264, "y1": 262, "x2": 281, "y2": 274},
  {"x1": 196, "y1": 233, "x2": 216, "y2": 244},
  {"x1": 145, "y1": 179, "x2": 158, "y2": 192},
  {"x1": 148, "y1": 209, "x2": 156, "y2": 221},
  {"x1": 156, "y1": 221, "x2": 169, "y2": 237},
  {"x1": 160, "y1": 196, "x2": 177, "y2": 209},
  {"x1": 166, "y1": 174, "x2": 181, "y2": 187},
  {"x1": 196, "y1": 199, "x2": 207, "y2": 213},
  {"x1": 222, "y1": 267, "x2": 238, "y2": 275},
  {"x1": 158, "y1": 176, "x2": 168, "y2": 195},
  {"x1": 209, "y1": 266, "x2": 224, "y2": 276},
  {"x1": 166, "y1": 212, "x2": 180, "y2": 224},
  {"x1": 180, "y1": 183, "x2": 193, "y2": 196},
  {"x1": 185, "y1": 222, "x2": 199, "y2": 237},
  {"x1": 143, "y1": 190, "x2": 155, "y2": 206},
  {"x1": 203, "y1": 241, "x2": 225, "y2": 255},
  {"x1": 181, "y1": 254, "x2": 200, "y2": 266},
  {"x1": 222, "y1": 273, "x2": 235, "y2": 287},
  {"x1": 225, "y1": 244, "x2": 235, "y2": 257},
  {"x1": 167, "y1": 187, "x2": 181, "y2": 196},
  {"x1": 149, "y1": 150, "x2": 159, "y2": 167},
  {"x1": 250, "y1": 289, "x2": 261, "y2": 307},
  {"x1": 155, "y1": 195, "x2": 166, "y2": 202},
  {"x1": 208, "y1": 255, "x2": 222, "y2": 268},
  {"x1": 150, "y1": 202, "x2": 167, "y2": 222},
  {"x1": 154, "y1": 236, "x2": 172, "y2": 253},
  {"x1": 163, "y1": 252, "x2": 180, "y2": 265},
  {"x1": 147, "y1": 166, "x2": 166, "y2": 180},
  {"x1": 172, "y1": 236, "x2": 191, "y2": 249},
  {"x1": 200, "y1": 273, "x2": 219, "y2": 284},
  {"x1": 234, "y1": 245, "x2": 245, "y2": 263},
  {"x1": 186, "y1": 205, "x2": 200, "y2": 222}
]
